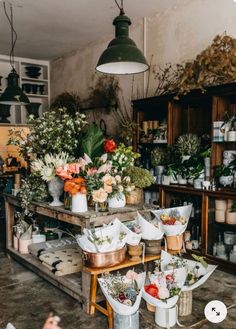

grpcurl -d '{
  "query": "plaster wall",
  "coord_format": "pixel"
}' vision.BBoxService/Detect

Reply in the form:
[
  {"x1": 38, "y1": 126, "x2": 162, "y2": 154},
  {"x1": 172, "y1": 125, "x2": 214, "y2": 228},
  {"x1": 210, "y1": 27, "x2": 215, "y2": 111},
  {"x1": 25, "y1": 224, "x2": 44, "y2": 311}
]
[{"x1": 50, "y1": 0, "x2": 236, "y2": 133}]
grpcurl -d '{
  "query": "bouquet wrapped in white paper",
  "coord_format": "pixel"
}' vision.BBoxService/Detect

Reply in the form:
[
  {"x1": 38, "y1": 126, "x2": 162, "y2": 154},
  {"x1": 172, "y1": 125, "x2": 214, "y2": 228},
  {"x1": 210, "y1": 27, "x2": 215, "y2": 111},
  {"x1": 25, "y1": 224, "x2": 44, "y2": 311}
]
[
  {"x1": 151, "y1": 205, "x2": 192, "y2": 236},
  {"x1": 76, "y1": 220, "x2": 128, "y2": 253},
  {"x1": 136, "y1": 212, "x2": 164, "y2": 240},
  {"x1": 98, "y1": 270, "x2": 146, "y2": 315},
  {"x1": 160, "y1": 250, "x2": 217, "y2": 291},
  {"x1": 142, "y1": 267, "x2": 187, "y2": 309},
  {"x1": 113, "y1": 218, "x2": 142, "y2": 246}
]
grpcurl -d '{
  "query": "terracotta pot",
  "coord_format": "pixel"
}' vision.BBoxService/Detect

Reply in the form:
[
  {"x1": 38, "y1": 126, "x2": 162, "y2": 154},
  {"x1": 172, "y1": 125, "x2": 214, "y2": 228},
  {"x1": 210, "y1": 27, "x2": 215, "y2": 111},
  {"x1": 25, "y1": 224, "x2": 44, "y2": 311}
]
[
  {"x1": 126, "y1": 188, "x2": 143, "y2": 205},
  {"x1": 19, "y1": 238, "x2": 32, "y2": 254},
  {"x1": 83, "y1": 247, "x2": 126, "y2": 268},
  {"x1": 142, "y1": 239, "x2": 162, "y2": 255},
  {"x1": 127, "y1": 243, "x2": 142, "y2": 261},
  {"x1": 166, "y1": 234, "x2": 183, "y2": 251}
]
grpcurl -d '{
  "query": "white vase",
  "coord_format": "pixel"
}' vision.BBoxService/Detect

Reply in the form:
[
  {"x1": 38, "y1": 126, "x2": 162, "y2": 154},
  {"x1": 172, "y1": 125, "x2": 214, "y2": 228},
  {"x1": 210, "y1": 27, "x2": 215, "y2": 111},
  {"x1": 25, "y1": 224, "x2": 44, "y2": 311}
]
[
  {"x1": 48, "y1": 177, "x2": 64, "y2": 206},
  {"x1": 108, "y1": 192, "x2": 126, "y2": 208},
  {"x1": 71, "y1": 192, "x2": 88, "y2": 213},
  {"x1": 162, "y1": 175, "x2": 170, "y2": 185},
  {"x1": 155, "y1": 306, "x2": 177, "y2": 328},
  {"x1": 155, "y1": 165, "x2": 165, "y2": 175}
]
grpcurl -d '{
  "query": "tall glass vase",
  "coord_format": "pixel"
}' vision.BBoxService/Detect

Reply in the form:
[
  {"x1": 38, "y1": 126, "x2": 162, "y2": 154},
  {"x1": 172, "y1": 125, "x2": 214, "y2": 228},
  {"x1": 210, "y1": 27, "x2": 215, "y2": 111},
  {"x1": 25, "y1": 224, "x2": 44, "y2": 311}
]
[{"x1": 47, "y1": 177, "x2": 64, "y2": 206}]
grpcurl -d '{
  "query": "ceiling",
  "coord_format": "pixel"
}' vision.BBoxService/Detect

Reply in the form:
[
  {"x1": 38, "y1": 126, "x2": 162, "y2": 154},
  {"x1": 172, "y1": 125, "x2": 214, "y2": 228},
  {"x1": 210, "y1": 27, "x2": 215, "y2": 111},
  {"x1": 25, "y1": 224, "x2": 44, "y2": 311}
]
[{"x1": 0, "y1": 0, "x2": 177, "y2": 60}]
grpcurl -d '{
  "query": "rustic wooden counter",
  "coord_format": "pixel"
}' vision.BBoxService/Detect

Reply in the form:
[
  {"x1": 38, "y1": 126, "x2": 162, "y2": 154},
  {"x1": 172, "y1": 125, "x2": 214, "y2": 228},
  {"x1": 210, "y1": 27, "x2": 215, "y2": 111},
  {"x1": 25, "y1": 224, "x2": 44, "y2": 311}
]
[{"x1": 4, "y1": 193, "x2": 150, "y2": 310}]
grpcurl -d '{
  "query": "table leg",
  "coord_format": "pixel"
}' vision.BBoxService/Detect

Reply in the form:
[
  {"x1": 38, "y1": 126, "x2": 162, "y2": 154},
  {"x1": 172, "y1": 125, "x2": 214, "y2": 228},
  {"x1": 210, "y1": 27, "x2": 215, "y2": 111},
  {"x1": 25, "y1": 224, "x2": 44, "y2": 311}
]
[
  {"x1": 82, "y1": 271, "x2": 91, "y2": 313},
  {"x1": 89, "y1": 274, "x2": 98, "y2": 315},
  {"x1": 106, "y1": 300, "x2": 113, "y2": 329}
]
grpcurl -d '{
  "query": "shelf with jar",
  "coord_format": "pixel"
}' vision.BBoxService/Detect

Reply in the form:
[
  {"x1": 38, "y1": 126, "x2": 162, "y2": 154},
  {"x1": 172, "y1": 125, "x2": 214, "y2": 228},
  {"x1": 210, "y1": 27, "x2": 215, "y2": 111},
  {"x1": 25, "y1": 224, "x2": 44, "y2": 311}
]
[{"x1": 0, "y1": 54, "x2": 50, "y2": 124}]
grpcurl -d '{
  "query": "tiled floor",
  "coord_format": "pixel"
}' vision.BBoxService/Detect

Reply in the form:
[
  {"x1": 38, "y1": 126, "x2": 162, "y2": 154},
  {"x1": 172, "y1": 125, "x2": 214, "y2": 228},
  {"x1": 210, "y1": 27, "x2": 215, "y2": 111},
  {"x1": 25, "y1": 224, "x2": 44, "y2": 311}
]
[{"x1": 0, "y1": 252, "x2": 235, "y2": 329}]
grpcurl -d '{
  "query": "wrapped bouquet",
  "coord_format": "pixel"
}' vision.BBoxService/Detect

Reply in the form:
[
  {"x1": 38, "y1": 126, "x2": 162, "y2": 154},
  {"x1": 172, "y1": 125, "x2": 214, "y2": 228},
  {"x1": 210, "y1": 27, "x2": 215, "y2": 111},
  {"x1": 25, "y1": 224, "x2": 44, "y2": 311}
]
[
  {"x1": 151, "y1": 205, "x2": 192, "y2": 237},
  {"x1": 136, "y1": 212, "x2": 164, "y2": 240},
  {"x1": 142, "y1": 267, "x2": 187, "y2": 309},
  {"x1": 98, "y1": 270, "x2": 145, "y2": 315},
  {"x1": 160, "y1": 250, "x2": 217, "y2": 291}
]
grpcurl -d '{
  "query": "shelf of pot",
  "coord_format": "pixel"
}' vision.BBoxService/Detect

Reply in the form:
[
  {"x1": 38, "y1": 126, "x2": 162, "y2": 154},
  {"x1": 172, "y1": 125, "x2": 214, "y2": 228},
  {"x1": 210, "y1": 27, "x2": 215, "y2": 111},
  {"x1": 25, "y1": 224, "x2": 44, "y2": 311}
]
[
  {"x1": 25, "y1": 93, "x2": 48, "y2": 98},
  {"x1": 214, "y1": 221, "x2": 236, "y2": 227},
  {"x1": 139, "y1": 141, "x2": 167, "y2": 146},
  {"x1": 21, "y1": 77, "x2": 48, "y2": 83}
]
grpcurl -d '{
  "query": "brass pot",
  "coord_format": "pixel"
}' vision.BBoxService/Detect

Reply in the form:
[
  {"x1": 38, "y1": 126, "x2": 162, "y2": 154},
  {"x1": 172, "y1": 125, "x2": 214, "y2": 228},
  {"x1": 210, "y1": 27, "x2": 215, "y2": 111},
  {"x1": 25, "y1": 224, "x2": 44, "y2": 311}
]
[{"x1": 83, "y1": 247, "x2": 126, "y2": 268}]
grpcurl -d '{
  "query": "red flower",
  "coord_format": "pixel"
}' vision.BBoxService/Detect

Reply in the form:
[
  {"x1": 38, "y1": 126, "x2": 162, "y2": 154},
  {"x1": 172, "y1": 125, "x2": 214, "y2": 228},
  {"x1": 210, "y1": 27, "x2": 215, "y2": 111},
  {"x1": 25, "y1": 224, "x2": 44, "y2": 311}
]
[
  {"x1": 144, "y1": 284, "x2": 159, "y2": 298},
  {"x1": 104, "y1": 139, "x2": 116, "y2": 153},
  {"x1": 165, "y1": 274, "x2": 174, "y2": 282}
]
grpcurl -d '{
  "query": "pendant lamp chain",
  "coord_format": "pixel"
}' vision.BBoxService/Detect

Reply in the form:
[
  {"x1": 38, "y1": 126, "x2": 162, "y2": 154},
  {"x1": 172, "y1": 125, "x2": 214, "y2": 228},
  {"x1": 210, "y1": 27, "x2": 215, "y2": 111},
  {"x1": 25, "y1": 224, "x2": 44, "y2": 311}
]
[
  {"x1": 115, "y1": 0, "x2": 124, "y2": 14},
  {"x1": 3, "y1": 1, "x2": 17, "y2": 70}
]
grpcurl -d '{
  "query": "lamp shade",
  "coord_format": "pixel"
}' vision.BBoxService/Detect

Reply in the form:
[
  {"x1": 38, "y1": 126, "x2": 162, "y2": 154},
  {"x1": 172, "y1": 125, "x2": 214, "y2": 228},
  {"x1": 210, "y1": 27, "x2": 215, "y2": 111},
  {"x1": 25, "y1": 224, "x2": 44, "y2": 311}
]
[
  {"x1": 0, "y1": 69, "x2": 30, "y2": 105},
  {"x1": 96, "y1": 13, "x2": 149, "y2": 75}
]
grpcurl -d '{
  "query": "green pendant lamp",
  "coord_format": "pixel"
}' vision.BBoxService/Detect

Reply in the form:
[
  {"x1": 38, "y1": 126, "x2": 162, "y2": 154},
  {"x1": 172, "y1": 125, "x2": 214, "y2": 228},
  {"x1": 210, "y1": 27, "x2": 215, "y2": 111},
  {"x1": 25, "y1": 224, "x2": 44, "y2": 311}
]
[
  {"x1": 0, "y1": 2, "x2": 30, "y2": 105},
  {"x1": 96, "y1": 0, "x2": 149, "y2": 75}
]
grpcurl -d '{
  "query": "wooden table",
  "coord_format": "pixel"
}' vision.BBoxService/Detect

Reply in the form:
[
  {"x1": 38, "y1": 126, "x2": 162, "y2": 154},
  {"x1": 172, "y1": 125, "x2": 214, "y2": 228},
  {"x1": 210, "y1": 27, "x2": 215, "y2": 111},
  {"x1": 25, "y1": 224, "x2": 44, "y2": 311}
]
[
  {"x1": 84, "y1": 255, "x2": 160, "y2": 329},
  {"x1": 4, "y1": 193, "x2": 152, "y2": 309}
]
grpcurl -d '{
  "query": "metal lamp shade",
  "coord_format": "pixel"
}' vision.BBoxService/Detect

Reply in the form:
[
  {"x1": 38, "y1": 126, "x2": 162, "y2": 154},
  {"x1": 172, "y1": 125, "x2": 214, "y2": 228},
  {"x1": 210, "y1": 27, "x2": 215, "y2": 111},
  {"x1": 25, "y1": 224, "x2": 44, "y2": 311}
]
[
  {"x1": 96, "y1": 13, "x2": 149, "y2": 75},
  {"x1": 0, "y1": 69, "x2": 30, "y2": 105}
]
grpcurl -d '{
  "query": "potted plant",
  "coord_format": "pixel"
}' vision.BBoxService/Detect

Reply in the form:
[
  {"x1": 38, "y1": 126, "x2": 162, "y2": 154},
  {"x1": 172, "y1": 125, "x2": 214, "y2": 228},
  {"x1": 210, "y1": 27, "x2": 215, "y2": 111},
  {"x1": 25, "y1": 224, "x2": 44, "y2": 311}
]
[
  {"x1": 226, "y1": 200, "x2": 236, "y2": 225},
  {"x1": 214, "y1": 165, "x2": 234, "y2": 187},
  {"x1": 175, "y1": 133, "x2": 200, "y2": 162},
  {"x1": 162, "y1": 164, "x2": 179, "y2": 185},
  {"x1": 124, "y1": 166, "x2": 155, "y2": 204},
  {"x1": 151, "y1": 147, "x2": 167, "y2": 183}
]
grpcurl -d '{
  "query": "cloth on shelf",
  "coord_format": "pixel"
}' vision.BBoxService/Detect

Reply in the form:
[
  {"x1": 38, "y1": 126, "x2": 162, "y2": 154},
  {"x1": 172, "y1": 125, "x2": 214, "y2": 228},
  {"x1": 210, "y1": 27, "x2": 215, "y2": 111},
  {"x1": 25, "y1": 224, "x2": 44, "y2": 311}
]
[
  {"x1": 39, "y1": 247, "x2": 83, "y2": 276},
  {"x1": 28, "y1": 237, "x2": 77, "y2": 257}
]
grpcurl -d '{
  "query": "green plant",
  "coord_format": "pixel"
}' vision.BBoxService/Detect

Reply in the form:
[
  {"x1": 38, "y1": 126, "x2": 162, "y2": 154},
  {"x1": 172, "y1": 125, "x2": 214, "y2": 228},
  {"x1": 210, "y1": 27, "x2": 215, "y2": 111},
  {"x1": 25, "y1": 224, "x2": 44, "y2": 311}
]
[
  {"x1": 230, "y1": 201, "x2": 236, "y2": 212},
  {"x1": 78, "y1": 123, "x2": 104, "y2": 159},
  {"x1": 150, "y1": 147, "x2": 166, "y2": 166},
  {"x1": 214, "y1": 165, "x2": 233, "y2": 178},
  {"x1": 164, "y1": 163, "x2": 180, "y2": 180},
  {"x1": 111, "y1": 144, "x2": 140, "y2": 173},
  {"x1": 124, "y1": 166, "x2": 155, "y2": 189},
  {"x1": 175, "y1": 134, "x2": 200, "y2": 156},
  {"x1": 51, "y1": 92, "x2": 81, "y2": 116}
]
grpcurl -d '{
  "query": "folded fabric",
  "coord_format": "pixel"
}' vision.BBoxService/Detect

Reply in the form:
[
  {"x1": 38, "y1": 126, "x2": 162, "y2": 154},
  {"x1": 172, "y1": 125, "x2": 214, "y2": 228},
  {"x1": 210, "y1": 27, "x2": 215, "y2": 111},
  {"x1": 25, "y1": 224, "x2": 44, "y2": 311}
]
[
  {"x1": 28, "y1": 237, "x2": 77, "y2": 257},
  {"x1": 39, "y1": 248, "x2": 81, "y2": 266}
]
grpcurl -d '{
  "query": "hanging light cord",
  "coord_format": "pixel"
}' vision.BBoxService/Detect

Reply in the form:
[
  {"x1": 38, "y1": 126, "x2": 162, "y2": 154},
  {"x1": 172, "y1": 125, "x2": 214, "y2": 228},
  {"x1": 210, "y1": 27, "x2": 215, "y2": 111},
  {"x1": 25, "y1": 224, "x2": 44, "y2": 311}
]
[
  {"x1": 3, "y1": 1, "x2": 17, "y2": 70},
  {"x1": 115, "y1": 0, "x2": 125, "y2": 14}
]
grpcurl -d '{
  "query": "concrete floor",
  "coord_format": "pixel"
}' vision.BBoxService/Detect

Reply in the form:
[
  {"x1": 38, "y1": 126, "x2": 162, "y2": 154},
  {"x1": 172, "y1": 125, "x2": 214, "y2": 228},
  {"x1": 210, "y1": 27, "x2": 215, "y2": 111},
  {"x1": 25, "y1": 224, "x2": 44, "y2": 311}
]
[{"x1": 0, "y1": 252, "x2": 235, "y2": 329}]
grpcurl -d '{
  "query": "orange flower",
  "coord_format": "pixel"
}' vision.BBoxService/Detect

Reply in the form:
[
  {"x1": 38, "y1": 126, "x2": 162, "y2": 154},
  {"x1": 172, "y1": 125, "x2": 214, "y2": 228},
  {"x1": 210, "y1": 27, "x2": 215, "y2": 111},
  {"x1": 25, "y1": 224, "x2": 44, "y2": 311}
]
[{"x1": 64, "y1": 178, "x2": 87, "y2": 196}]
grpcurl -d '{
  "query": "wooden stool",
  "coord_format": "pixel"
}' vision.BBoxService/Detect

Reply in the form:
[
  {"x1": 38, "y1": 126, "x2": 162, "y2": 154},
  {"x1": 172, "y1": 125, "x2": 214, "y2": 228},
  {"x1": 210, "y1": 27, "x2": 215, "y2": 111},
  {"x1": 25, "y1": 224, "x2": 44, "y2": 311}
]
[{"x1": 83, "y1": 255, "x2": 160, "y2": 329}]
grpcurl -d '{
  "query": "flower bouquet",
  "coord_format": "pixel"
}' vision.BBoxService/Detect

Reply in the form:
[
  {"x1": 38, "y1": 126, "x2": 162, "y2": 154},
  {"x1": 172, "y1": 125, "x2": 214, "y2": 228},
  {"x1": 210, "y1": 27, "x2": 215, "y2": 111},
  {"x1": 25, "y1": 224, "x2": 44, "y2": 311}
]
[
  {"x1": 143, "y1": 267, "x2": 187, "y2": 309},
  {"x1": 160, "y1": 250, "x2": 217, "y2": 292},
  {"x1": 76, "y1": 220, "x2": 128, "y2": 253},
  {"x1": 98, "y1": 270, "x2": 145, "y2": 315},
  {"x1": 136, "y1": 212, "x2": 164, "y2": 240},
  {"x1": 151, "y1": 205, "x2": 192, "y2": 237}
]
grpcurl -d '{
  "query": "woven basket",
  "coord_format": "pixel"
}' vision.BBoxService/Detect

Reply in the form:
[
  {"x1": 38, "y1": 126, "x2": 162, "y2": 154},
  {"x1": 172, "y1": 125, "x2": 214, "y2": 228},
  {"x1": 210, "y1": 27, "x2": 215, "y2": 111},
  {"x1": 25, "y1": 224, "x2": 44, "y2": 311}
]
[
  {"x1": 142, "y1": 239, "x2": 162, "y2": 255},
  {"x1": 178, "y1": 290, "x2": 192, "y2": 316}
]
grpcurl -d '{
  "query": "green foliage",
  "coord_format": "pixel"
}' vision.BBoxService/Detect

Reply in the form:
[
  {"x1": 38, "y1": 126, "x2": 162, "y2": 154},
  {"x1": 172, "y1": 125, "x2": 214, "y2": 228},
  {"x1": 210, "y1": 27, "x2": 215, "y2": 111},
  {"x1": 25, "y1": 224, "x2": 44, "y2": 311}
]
[
  {"x1": 151, "y1": 147, "x2": 166, "y2": 166},
  {"x1": 175, "y1": 134, "x2": 200, "y2": 156},
  {"x1": 51, "y1": 92, "x2": 81, "y2": 116},
  {"x1": 79, "y1": 123, "x2": 104, "y2": 159},
  {"x1": 124, "y1": 166, "x2": 155, "y2": 188},
  {"x1": 214, "y1": 164, "x2": 233, "y2": 178}
]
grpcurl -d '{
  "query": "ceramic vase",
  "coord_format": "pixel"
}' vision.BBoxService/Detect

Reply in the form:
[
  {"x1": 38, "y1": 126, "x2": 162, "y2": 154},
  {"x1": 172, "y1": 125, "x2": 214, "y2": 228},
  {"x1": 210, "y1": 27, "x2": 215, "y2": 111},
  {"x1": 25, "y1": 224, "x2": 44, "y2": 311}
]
[
  {"x1": 48, "y1": 177, "x2": 64, "y2": 206},
  {"x1": 127, "y1": 243, "x2": 143, "y2": 261},
  {"x1": 71, "y1": 192, "x2": 88, "y2": 213},
  {"x1": 108, "y1": 192, "x2": 126, "y2": 208},
  {"x1": 26, "y1": 102, "x2": 41, "y2": 118},
  {"x1": 155, "y1": 306, "x2": 177, "y2": 328}
]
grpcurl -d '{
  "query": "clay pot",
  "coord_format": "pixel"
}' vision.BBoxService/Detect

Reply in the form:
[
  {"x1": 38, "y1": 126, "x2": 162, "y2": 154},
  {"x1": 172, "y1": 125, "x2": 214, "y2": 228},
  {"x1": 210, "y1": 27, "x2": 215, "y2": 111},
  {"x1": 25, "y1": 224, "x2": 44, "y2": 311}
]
[
  {"x1": 215, "y1": 199, "x2": 227, "y2": 210},
  {"x1": 126, "y1": 188, "x2": 143, "y2": 205},
  {"x1": 146, "y1": 302, "x2": 156, "y2": 312},
  {"x1": 127, "y1": 243, "x2": 142, "y2": 261},
  {"x1": 215, "y1": 210, "x2": 225, "y2": 223},
  {"x1": 226, "y1": 212, "x2": 236, "y2": 225},
  {"x1": 166, "y1": 234, "x2": 183, "y2": 251}
]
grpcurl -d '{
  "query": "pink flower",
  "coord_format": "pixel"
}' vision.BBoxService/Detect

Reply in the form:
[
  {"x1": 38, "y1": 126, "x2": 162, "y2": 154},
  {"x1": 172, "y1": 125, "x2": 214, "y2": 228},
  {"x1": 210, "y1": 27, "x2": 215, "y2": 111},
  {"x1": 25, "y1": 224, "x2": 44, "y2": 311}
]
[
  {"x1": 86, "y1": 167, "x2": 98, "y2": 176},
  {"x1": 68, "y1": 163, "x2": 80, "y2": 174},
  {"x1": 77, "y1": 158, "x2": 87, "y2": 170},
  {"x1": 104, "y1": 184, "x2": 112, "y2": 193},
  {"x1": 97, "y1": 162, "x2": 112, "y2": 174},
  {"x1": 125, "y1": 270, "x2": 139, "y2": 281},
  {"x1": 56, "y1": 167, "x2": 72, "y2": 180}
]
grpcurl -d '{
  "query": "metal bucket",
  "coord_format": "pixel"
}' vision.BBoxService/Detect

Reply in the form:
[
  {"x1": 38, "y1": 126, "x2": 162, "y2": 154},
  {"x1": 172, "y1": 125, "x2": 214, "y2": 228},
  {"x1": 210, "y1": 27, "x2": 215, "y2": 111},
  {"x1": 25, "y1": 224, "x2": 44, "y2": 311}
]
[
  {"x1": 83, "y1": 247, "x2": 126, "y2": 268},
  {"x1": 114, "y1": 311, "x2": 139, "y2": 329}
]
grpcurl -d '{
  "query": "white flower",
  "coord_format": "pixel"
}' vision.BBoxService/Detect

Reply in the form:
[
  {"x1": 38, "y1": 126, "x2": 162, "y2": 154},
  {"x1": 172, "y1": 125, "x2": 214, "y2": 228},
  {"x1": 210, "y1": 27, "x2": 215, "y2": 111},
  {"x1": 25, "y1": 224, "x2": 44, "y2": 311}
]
[
  {"x1": 115, "y1": 175, "x2": 121, "y2": 183},
  {"x1": 158, "y1": 286, "x2": 170, "y2": 299},
  {"x1": 118, "y1": 185, "x2": 124, "y2": 192}
]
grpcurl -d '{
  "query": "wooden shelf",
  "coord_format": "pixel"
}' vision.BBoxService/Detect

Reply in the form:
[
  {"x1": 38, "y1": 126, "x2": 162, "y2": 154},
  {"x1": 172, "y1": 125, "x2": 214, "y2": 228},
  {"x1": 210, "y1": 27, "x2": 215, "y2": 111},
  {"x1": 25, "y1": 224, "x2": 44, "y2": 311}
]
[
  {"x1": 21, "y1": 77, "x2": 48, "y2": 83},
  {"x1": 26, "y1": 93, "x2": 48, "y2": 98},
  {"x1": 7, "y1": 247, "x2": 83, "y2": 302}
]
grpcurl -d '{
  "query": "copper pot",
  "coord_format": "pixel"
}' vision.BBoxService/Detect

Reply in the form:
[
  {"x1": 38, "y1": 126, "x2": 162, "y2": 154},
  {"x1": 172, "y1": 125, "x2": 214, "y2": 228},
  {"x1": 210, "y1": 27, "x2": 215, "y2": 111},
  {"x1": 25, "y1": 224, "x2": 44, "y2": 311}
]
[{"x1": 83, "y1": 247, "x2": 126, "y2": 268}]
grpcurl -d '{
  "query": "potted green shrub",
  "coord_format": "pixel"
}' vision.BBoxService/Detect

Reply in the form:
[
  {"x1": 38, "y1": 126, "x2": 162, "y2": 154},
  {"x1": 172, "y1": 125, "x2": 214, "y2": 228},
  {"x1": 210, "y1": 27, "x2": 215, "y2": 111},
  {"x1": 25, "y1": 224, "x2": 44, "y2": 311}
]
[
  {"x1": 214, "y1": 165, "x2": 234, "y2": 187},
  {"x1": 175, "y1": 133, "x2": 200, "y2": 162},
  {"x1": 124, "y1": 166, "x2": 155, "y2": 204},
  {"x1": 226, "y1": 200, "x2": 236, "y2": 224},
  {"x1": 150, "y1": 147, "x2": 167, "y2": 184}
]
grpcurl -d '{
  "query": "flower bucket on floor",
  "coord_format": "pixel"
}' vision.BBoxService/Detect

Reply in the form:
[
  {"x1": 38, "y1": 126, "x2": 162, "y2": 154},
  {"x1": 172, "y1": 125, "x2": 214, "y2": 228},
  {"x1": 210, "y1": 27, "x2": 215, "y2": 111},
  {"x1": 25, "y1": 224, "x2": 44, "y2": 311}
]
[
  {"x1": 178, "y1": 290, "x2": 192, "y2": 316},
  {"x1": 155, "y1": 306, "x2": 177, "y2": 328},
  {"x1": 114, "y1": 311, "x2": 139, "y2": 329}
]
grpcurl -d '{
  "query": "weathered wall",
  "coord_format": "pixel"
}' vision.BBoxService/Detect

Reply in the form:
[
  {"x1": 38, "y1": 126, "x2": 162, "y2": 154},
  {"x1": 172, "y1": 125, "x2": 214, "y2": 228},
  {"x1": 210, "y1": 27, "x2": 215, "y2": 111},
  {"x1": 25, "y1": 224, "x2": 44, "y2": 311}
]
[{"x1": 50, "y1": 0, "x2": 236, "y2": 134}]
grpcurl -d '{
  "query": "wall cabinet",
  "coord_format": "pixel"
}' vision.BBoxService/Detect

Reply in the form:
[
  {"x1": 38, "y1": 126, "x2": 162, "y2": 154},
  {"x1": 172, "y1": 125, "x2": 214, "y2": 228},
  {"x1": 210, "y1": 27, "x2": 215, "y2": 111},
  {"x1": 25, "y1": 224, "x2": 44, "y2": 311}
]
[{"x1": 0, "y1": 54, "x2": 50, "y2": 125}]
